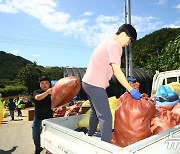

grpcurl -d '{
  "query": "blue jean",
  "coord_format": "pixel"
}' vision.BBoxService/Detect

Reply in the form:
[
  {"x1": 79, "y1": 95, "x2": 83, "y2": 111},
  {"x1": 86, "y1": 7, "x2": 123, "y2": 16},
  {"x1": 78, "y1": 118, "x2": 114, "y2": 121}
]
[
  {"x1": 82, "y1": 82, "x2": 112, "y2": 143},
  {"x1": 32, "y1": 118, "x2": 42, "y2": 152}
]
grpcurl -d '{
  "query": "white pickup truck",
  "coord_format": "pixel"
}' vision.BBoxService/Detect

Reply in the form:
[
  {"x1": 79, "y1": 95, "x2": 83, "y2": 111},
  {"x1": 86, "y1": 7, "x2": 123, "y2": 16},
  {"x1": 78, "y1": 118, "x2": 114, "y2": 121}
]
[{"x1": 41, "y1": 70, "x2": 180, "y2": 154}]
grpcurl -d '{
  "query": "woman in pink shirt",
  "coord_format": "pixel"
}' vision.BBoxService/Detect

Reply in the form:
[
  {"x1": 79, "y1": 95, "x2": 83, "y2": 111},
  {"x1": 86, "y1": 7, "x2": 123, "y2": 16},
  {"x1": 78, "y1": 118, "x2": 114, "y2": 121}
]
[{"x1": 82, "y1": 24, "x2": 141, "y2": 143}]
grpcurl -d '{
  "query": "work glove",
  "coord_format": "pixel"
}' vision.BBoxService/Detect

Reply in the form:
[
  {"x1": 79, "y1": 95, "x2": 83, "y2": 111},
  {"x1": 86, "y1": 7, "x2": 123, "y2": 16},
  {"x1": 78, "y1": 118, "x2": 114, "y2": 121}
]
[{"x1": 129, "y1": 88, "x2": 142, "y2": 100}]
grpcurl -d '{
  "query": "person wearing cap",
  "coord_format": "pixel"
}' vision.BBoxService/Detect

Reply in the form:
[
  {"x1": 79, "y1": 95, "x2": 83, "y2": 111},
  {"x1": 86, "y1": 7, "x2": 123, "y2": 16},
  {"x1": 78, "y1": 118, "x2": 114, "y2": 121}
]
[
  {"x1": 32, "y1": 76, "x2": 53, "y2": 154},
  {"x1": 82, "y1": 24, "x2": 141, "y2": 143}
]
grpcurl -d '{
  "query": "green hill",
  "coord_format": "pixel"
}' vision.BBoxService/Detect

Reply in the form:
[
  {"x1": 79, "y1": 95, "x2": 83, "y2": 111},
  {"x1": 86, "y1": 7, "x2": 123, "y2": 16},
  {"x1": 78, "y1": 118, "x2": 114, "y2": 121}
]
[
  {"x1": 0, "y1": 51, "x2": 32, "y2": 80},
  {"x1": 132, "y1": 27, "x2": 180, "y2": 73}
]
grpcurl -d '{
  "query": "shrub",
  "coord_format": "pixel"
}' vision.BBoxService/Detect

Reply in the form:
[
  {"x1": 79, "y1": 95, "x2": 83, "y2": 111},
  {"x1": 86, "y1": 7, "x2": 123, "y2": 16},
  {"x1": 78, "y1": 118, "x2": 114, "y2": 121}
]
[{"x1": 0, "y1": 85, "x2": 28, "y2": 97}]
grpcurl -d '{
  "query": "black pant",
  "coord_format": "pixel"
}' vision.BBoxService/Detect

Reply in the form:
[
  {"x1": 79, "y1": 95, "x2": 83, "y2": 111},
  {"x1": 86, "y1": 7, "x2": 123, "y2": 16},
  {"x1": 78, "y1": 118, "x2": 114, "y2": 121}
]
[{"x1": 17, "y1": 108, "x2": 22, "y2": 116}]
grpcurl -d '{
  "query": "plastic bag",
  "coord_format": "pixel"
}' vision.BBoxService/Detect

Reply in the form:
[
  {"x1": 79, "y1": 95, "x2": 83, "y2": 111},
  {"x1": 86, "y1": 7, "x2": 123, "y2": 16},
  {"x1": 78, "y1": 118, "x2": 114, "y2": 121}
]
[
  {"x1": 156, "y1": 85, "x2": 179, "y2": 107},
  {"x1": 166, "y1": 82, "x2": 180, "y2": 96},
  {"x1": 112, "y1": 82, "x2": 156, "y2": 147},
  {"x1": 53, "y1": 106, "x2": 66, "y2": 117},
  {"x1": 51, "y1": 76, "x2": 81, "y2": 109},
  {"x1": 171, "y1": 103, "x2": 180, "y2": 124},
  {"x1": 151, "y1": 110, "x2": 176, "y2": 135},
  {"x1": 76, "y1": 96, "x2": 118, "y2": 131}
]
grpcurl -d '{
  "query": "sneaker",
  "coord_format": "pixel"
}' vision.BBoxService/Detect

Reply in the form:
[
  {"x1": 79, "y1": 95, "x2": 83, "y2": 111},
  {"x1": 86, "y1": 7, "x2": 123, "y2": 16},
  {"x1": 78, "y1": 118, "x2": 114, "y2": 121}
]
[{"x1": 35, "y1": 147, "x2": 43, "y2": 154}]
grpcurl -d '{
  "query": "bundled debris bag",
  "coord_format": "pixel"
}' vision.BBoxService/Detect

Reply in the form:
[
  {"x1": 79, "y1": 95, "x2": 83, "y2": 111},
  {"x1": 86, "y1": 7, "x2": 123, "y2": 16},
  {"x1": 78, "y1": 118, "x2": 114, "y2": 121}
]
[
  {"x1": 151, "y1": 110, "x2": 176, "y2": 135},
  {"x1": 53, "y1": 106, "x2": 66, "y2": 117},
  {"x1": 65, "y1": 104, "x2": 81, "y2": 116},
  {"x1": 171, "y1": 103, "x2": 180, "y2": 125},
  {"x1": 112, "y1": 82, "x2": 156, "y2": 147},
  {"x1": 51, "y1": 76, "x2": 81, "y2": 109},
  {"x1": 53, "y1": 104, "x2": 81, "y2": 117},
  {"x1": 76, "y1": 96, "x2": 118, "y2": 131},
  {"x1": 155, "y1": 106, "x2": 174, "y2": 116},
  {"x1": 166, "y1": 82, "x2": 180, "y2": 96},
  {"x1": 155, "y1": 85, "x2": 179, "y2": 107},
  {"x1": 78, "y1": 100, "x2": 91, "y2": 114}
]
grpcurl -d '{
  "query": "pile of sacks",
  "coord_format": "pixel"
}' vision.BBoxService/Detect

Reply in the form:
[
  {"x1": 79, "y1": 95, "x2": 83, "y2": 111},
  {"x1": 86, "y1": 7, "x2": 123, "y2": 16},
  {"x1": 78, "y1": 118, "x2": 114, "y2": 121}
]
[
  {"x1": 111, "y1": 82, "x2": 180, "y2": 147},
  {"x1": 53, "y1": 103, "x2": 81, "y2": 117},
  {"x1": 52, "y1": 78, "x2": 180, "y2": 148},
  {"x1": 74, "y1": 82, "x2": 180, "y2": 148}
]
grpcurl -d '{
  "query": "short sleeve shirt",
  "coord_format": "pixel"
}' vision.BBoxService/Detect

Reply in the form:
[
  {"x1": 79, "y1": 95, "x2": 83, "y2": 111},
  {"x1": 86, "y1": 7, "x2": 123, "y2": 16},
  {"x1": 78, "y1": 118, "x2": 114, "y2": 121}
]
[
  {"x1": 82, "y1": 37, "x2": 122, "y2": 89},
  {"x1": 33, "y1": 89, "x2": 53, "y2": 120}
]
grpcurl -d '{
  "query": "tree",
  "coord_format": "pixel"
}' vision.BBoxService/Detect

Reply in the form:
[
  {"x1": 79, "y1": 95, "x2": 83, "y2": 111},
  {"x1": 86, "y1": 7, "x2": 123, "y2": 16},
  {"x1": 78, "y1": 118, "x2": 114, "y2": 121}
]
[
  {"x1": 41, "y1": 67, "x2": 63, "y2": 80},
  {"x1": 158, "y1": 35, "x2": 180, "y2": 71},
  {"x1": 143, "y1": 35, "x2": 180, "y2": 73},
  {"x1": 132, "y1": 28, "x2": 180, "y2": 73},
  {"x1": 16, "y1": 63, "x2": 63, "y2": 93},
  {"x1": 16, "y1": 63, "x2": 43, "y2": 93}
]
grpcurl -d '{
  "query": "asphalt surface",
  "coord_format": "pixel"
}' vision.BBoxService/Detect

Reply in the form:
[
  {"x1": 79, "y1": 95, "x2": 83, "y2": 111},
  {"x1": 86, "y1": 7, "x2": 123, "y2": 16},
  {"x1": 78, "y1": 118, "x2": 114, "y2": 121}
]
[{"x1": 0, "y1": 108, "x2": 47, "y2": 154}]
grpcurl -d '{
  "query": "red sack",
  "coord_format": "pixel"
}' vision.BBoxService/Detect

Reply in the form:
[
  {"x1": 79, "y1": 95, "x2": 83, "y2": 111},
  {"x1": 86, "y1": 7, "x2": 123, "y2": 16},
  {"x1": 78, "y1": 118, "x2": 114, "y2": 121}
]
[
  {"x1": 156, "y1": 106, "x2": 174, "y2": 112},
  {"x1": 53, "y1": 106, "x2": 66, "y2": 117},
  {"x1": 151, "y1": 110, "x2": 176, "y2": 135},
  {"x1": 171, "y1": 103, "x2": 180, "y2": 124},
  {"x1": 51, "y1": 76, "x2": 81, "y2": 109},
  {"x1": 65, "y1": 104, "x2": 81, "y2": 116},
  {"x1": 155, "y1": 106, "x2": 174, "y2": 117},
  {"x1": 112, "y1": 82, "x2": 156, "y2": 147}
]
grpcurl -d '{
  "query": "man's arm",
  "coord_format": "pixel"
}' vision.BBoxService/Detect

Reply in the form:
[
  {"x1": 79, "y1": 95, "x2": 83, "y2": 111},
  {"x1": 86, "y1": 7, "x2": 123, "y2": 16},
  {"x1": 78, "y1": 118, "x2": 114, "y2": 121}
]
[
  {"x1": 35, "y1": 88, "x2": 52, "y2": 101},
  {"x1": 111, "y1": 63, "x2": 142, "y2": 100},
  {"x1": 111, "y1": 63, "x2": 133, "y2": 92}
]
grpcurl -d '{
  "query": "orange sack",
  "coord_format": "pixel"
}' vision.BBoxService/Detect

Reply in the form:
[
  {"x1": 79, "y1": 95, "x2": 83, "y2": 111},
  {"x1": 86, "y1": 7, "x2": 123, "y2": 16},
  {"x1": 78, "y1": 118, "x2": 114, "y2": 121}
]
[
  {"x1": 51, "y1": 76, "x2": 81, "y2": 109},
  {"x1": 170, "y1": 103, "x2": 180, "y2": 125},
  {"x1": 65, "y1": 104, "x2": 81, "y2": 116},
  {"x1": 151, "y1": 110, "x2": 176, "y2": 135},
  {"x1": 112, "y1": 82, "x2": 156, "y2": 147},
  {"x1": 53, "y1": 106, "x2": 66, "y2": 118}
]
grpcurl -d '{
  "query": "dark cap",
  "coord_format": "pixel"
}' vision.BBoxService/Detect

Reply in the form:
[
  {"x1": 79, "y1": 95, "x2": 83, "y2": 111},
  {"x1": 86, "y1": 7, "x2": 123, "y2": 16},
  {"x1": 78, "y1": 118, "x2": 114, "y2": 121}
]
[{"x1": 117, "y1": 24, "x2": 137, "y2": 42}]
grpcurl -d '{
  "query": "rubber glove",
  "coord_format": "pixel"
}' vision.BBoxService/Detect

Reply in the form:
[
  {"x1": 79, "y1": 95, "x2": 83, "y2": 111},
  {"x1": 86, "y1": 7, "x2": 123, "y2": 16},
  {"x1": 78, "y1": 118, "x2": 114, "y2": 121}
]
[{"x1": 129, "y1": 88, "x2": 142, "y2": 100}]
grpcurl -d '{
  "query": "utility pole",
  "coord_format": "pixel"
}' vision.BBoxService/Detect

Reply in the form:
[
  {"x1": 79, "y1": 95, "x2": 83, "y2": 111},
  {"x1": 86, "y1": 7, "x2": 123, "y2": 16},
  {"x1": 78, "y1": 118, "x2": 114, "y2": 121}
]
[
  {"x1": 124, "y1": 0, "x2": 133, "y2": 77},
  {"x1": 124, "y1": 0, "x2": 128, "y2": 77}
]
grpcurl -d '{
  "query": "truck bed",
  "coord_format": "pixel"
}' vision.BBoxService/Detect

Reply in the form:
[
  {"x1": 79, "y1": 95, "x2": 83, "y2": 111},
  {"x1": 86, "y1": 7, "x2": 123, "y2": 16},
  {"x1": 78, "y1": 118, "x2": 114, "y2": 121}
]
[
  {"x1": 41, "y1": 114, "x2": 180, "y2": 154},
  {"x1": 41, "y1": 70, "x2": 180, "y2": 154}
]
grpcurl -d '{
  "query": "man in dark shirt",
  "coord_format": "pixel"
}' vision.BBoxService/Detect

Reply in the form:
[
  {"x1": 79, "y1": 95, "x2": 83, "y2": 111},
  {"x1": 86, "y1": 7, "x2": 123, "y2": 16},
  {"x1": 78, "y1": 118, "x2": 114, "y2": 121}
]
[{"x1": 32, "y1": 76, "x2": 53, "y2": 154}]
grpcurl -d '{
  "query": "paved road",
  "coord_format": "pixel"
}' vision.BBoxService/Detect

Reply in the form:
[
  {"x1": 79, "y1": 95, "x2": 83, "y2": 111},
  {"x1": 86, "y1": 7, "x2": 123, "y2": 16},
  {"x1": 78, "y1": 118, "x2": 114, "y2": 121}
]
[{"x1": 0, "y1": 108, "x2": 46, "y2": 154}]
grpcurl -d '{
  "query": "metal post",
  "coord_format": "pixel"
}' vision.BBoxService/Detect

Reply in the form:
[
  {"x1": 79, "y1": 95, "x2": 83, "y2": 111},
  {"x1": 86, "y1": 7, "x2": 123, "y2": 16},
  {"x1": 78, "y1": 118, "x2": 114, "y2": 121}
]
[
  {"x1": 127, "y1": 0, "x2": 131, "y2": 24},
  {"x1": 127, "y1": 0, "x2": 133, "y2": 77},
  {"x1": 124, "y1": 0, "x2": 128, "y2": 77}
]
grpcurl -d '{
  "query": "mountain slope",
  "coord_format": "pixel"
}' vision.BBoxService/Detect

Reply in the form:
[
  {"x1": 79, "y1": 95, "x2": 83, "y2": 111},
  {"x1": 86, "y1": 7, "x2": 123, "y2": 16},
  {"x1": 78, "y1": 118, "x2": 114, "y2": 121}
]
[
  {"x1": 0, "y1": 51, "x2": 32, "y2": 80},
  {"x1": 132, "y1": 27, "x2": 180, "y2": 72}
]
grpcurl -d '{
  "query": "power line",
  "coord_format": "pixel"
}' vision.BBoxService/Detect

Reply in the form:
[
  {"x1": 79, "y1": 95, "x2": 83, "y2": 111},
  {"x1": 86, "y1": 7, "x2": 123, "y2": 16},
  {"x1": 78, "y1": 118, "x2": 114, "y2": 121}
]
[
  {"x1": 0, "y1": 30, "x2": 88, "y2": 47},
  {"x1": 0, "y1": 35, "x2": 94, "y2": 51}
]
